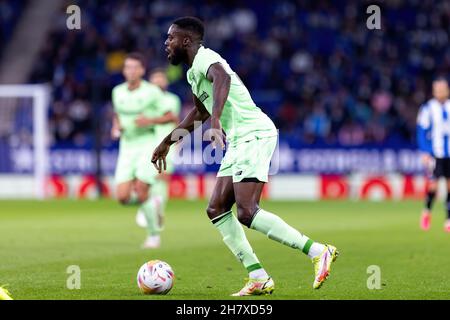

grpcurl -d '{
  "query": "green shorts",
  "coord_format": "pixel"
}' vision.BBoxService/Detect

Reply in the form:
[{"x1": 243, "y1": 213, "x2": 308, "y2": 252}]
[
  {"x1": 114, "y1": 146, "x2": 158, "y2": 185},
  {"x1": 217, "y1": 135, "x2": 278, "y2": 183}
]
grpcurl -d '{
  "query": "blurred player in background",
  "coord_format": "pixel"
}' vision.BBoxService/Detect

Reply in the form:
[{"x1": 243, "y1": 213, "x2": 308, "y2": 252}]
[
  {"x1": 135, "y1": 68, "x2": 181, "y2": 235},
  {"x1": 151, "y1": 17, "x2": 339, "y2": 296},
  {"x1": 111, "y1": 53, "x2": 177, "y2": 248},
  {"x1": 417, "y1": 77, "x2": 450, "y2": 232}
]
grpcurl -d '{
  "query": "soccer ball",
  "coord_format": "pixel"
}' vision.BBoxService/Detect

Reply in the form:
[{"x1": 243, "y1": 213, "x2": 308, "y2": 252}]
[{"x1": 137, "y1": 260, "x2": 174, "y2": 295}]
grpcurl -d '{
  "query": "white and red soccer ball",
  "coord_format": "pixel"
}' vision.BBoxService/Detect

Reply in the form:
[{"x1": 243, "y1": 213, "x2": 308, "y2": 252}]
[{"x1": 137, "y1": 260, "x2": 175, "y2": 295}]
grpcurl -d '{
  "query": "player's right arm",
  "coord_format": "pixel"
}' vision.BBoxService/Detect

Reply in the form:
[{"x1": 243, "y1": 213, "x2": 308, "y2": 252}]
[
  {"x1": 111, "y1": 86, "x2": 123, "y2": 140},
  {"x1": 111, "y1": 112, "x2": 122, "y2": 140},
  {"x1": 152, "y1": 95, "x2": 210, "y2": 173},
  {"x1": 416, "y1": 103, "x2": 432, "y2": 166},
  {"x1": 135, "y1": 111, "x2": 179, "y2": 127}
]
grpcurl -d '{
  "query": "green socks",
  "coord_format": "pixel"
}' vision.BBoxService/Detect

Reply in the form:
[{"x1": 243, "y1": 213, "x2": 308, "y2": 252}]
[
  {"x1": 250, "y1": 209, "x2": 317, "y2": 256},
  {"x1": 140, "y1": 197, "x2": 161, "y2": 236},
  {"x1": 140, "y1": 179, "x2": 169, "y2": 237},
  {"x1": 211, "y1": 208, "x2": 324, "y2": 274},
  {"x1": 124, "y1": 192, "x2": 140, "y2": 205},
  {"x1": 212, "y1": 211, "x2": 262, "y2": 272},
  {"x1": 151, "y1": 179, "x2": 169, "y2": 211}
]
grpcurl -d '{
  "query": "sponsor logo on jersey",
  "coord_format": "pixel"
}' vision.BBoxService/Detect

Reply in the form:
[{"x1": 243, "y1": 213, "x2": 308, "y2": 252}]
[{"x1": 199, "y1": 91, "x2": 209, "y2": 103}]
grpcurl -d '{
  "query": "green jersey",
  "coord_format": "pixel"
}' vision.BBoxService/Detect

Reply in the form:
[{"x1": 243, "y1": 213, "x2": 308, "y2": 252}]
[
  {"x1": 186, "y1": 45, "x2": 277, "y2": 145},
  {"x1": 112, "y1": 80, "x2": 165, "y2": 147},
  {"x1": 155, "y1": 90, "x2": 181, "y2": 142}
]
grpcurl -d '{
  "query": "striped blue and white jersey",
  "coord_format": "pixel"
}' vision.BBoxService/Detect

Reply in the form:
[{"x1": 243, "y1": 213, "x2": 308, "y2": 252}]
[{"x1": 417, "y1": 98, "x2": 450, "y2": 158}]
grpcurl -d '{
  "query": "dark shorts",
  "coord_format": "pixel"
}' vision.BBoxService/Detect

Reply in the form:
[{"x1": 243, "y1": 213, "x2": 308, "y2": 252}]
[{"x1": 432, "y1": 158, "x2": 450, "y2": 179}]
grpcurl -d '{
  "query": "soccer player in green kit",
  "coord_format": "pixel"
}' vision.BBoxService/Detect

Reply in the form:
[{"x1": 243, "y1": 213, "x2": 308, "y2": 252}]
[
  {"x1": 112, "y1": 53, "x2": 178, "y2": 249},
  {"x1": 135, "y1": 69, "x2": 181, "y2": 234},
  {"x1": 151, "y1": 17, "x2": 339, "y2": 296}
]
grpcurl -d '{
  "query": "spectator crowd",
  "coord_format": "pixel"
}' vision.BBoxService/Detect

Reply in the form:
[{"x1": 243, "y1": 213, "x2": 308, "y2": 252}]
[{"x1": 26, "y1": 0, "x2": 450, "y2": 148}]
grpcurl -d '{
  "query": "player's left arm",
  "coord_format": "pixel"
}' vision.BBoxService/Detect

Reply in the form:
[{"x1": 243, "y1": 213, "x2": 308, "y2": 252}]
[
  {"x1": 135, "y1": 112, "x2": 179, "y2": 127},
  {"x1": 206, "y1": 63, "x2": 231, "y2": 149},
  {"x1": 416, "y1": 104, "x2": 433, "y2": 166}
]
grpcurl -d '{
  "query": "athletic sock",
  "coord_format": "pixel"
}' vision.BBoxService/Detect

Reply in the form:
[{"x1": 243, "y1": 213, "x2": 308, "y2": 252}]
[
  {"x1": 425, "y1": 190, "x2": 436, "y2": 212},
  {"x1": 308, "y1": 243, "x2": 326, "y2": 258},
  {"x1": 141, "y1": 197, "x2": 161, "y2": 236},
  {"x1": 150, "y1": 179, "x2": 168, "y2": 230},
  {"x1": 250, "y1": 209, "x2": 325, "y2": 259},
  {"x1": 121, "y1": 192, "x2": 140, "y2": 205},
  {"x1": 248, "y1": 268, "x2": 269, "y2": 280},
  {"x1": 152, "y1": 179, "x2": 169, "y2": 210},
  {"x1": 212, "y1": 211, "x2": 265, "y2": 275}
]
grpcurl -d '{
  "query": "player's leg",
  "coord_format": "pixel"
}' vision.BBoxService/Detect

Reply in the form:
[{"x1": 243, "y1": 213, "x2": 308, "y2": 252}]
[
  {"x1": 444, "y1": 178, "x2": 450, "y2": 232},
  {"x1": 235, "y1": 180, "x2": 338, "y2": 289},
  {"x1": 207, "y1": 176, "x2": 260, "y2": 271},
  {"x1": 421, "y1": 180, "x2": 436, "y2": 230},
  {"x1": 135, "y1": 151, "x2": 162, "y2": 248},
  {"x1": 135, "y1": 179, "x2": 162, "y2": 248},
  {"x1": 232, "y1": 136, "x2": 324, "y2": 257},
  {"x1": 425, "y1": 180, "x2": 437, "y2": 212},
  {"x1": 234, "y1": 181, "x2": 326, "y2": 258},
  {"x1": 421, "y1": 158, "x2": 437, "y2": 230},
  {"x1": 234, "y1": 135, "x2": 338, "y2": 289},
  {"x1": 151, "y1": 174, "x2": 170, "y2": 227},
  {"x1": 135, "y1": 175, "x2": 167, "y2": 229},
  {"x1": 114, "y1": 147, "x2": 140, "y2": 205},
  {"x1": 116, "y1": 181, "x2": 135, "y2": 205},
  {"x1": 207, "y1": 176, "x2": 273, "y2": 296}
]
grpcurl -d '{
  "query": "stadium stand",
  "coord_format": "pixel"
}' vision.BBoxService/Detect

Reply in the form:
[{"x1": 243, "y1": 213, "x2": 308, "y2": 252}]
[
  {"x1": 0, "y1": 0, "x2": 26, "y2": 57},
  {"x1": 21, "y1": 0, "x2": 450, "y2": 148}
]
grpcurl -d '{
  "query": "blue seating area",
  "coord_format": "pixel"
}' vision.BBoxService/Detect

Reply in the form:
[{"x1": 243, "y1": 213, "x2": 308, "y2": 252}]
[
  {"x1": 0, "y1": 0, "x2": 26, "y2": 55},
  {"x1": 27, "y1": 0, "x2": 450, "y2": 148}
]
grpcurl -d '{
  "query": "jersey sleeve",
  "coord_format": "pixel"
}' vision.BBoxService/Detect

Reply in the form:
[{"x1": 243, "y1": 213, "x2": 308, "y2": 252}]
[
  {"x1": 168, "y1": 94, "x2": 181, "y2": 116},
  {"x1": 147, "y1": 84, "x2": 165, "y2": 110},
  {"x1": 416, "y1": 104, "x2": 432, "y2": 154},
  {"x1": 111, "y1": 86, "x2": 118, "y2": 112},
  {"x1": 417, "y1": 104, "x2": 431, "y2": 129},
  {"x1": 156, "y1": 93, "x2": 182, "y2": 116},
  {"x1": 195, "y1": 49, "x2": 222, "y2": 78}
]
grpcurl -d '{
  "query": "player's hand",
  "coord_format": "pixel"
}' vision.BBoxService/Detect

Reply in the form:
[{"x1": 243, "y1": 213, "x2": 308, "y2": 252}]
[
  {"x1": 421, "y1": 153, "x2": 432, "y2": 167},
  {"x1": 421, "y1": 153, "x2": 434, "y2": 171},
  {"x1": 207, "y1": 116, "x2": 225, "y2": 149},
  {"x1": 135, "y1": 114, "x2": 154, "y2": 128},
  {"x1": 111, "y1": 126, "x2": 122, "y2": 140},
  {"x1": 151, "y1": 142, "x2": 170, "y2": 173}
]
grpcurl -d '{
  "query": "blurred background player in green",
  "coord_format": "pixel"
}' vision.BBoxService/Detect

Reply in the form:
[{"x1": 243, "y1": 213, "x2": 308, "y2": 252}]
[
  {"x1": 111, "y1": 53, "x2": 178, "y2": 248},
  {"x1": 135, "y1": 68, "x2": 181, "y2": 239}
]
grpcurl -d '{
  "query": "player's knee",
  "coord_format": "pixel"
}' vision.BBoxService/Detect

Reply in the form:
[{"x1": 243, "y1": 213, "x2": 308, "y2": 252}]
[
  {"x1": 236, "y1": 205, "x2": 258, "y2": 228},
  {"x1": 206, "y1": 204, "x2": 222, "y2": 220},
  {"x1": 428, "y1": 182, "x2": 438, "y2": 192},
  {"x1": 446, "y1": 181, "x2": 450, "y2": 191},
  {"x1": 117, "y1": 194, "x2": 130, "y2": 205},
  {"x1": 135, "y1": 182, "x2": 150, "y2": 203},
  {"x1": 206, "y1": 205, "x2": 215, "y2": 220},
  {"x1": 136, "y1": 189, "x2": 149, "y2": 204},
  {"x1": 206, "y1": 201, "x2": 231, "y2": 220}
]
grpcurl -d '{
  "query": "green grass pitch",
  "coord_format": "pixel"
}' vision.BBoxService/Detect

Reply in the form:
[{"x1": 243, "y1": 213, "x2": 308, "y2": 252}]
[{"x1": 0, "y1": 199, "x2": 449, "y2": 300}]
